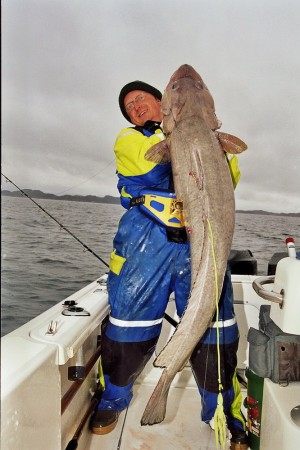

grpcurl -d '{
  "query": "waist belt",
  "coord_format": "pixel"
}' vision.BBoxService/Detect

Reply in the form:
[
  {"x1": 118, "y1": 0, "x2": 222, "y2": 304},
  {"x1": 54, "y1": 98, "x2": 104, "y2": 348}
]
[{"x1": 130, "y1": 190, "x2": 185, "y2": 229}]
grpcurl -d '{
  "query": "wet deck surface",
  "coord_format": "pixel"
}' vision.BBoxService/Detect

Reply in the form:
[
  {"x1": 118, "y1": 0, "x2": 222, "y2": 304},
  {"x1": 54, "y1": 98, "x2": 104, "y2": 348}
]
[{"x1": 85, "y1": 369, "x2": 248, "y2": 450}]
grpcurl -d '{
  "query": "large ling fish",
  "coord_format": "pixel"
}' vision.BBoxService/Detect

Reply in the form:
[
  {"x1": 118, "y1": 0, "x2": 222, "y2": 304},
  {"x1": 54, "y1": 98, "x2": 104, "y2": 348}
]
[{"x1": 141, "y1": 64, "x2": 247, "y2": 426}]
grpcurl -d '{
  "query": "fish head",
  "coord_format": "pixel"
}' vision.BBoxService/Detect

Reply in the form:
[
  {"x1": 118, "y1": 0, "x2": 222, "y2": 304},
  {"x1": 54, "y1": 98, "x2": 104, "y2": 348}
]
[
  {"x1": 161, "y1": 64, "x2": 222, "y2": 135},
  {"x1": 170, "y1": 64, "x2": 204, "y2": 83}
]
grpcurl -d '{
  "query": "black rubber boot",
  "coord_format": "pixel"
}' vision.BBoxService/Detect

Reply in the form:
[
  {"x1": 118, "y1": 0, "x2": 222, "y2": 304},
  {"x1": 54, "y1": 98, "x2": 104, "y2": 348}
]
[
  {"x1": 90, "y1": 409, "x2": 119, "y2": 435},
  {"x1": 229, "y1": 428, "x2": 249, "y2": 450}
]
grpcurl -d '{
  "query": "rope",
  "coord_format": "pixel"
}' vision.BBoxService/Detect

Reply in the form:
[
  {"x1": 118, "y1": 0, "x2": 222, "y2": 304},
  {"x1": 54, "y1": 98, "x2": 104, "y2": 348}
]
[{"x1": 207, "y1": 218, "x2": 227, "y2": 450}]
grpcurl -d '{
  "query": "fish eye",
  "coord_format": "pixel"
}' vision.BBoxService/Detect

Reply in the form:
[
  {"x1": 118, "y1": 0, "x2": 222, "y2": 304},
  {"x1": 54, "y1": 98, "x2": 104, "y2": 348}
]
[
  {"x1": 195, "y1": 81, "x2": 204, "y2": 90},
  {"x1": 171, "y1": 82, "x2": 179, "y2": 90}
]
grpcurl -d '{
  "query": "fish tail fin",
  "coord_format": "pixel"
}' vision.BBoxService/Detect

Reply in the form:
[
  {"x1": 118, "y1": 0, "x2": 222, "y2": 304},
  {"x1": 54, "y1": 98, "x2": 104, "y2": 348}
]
[{"x1": 140, "y1": 369, "x2": 171, "y2": 426}]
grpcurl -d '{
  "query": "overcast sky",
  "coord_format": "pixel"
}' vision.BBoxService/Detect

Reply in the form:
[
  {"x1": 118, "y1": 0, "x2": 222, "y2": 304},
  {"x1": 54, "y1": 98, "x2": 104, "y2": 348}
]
[{"x1": 2, "y1": 0, "x2": 300, "y2": 213}]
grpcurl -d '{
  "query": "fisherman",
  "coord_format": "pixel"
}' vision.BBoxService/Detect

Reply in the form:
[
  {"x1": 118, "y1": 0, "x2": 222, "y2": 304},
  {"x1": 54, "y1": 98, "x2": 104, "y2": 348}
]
[{"x1": 90, "y1": 81, "x2": 248, "y2": 449}]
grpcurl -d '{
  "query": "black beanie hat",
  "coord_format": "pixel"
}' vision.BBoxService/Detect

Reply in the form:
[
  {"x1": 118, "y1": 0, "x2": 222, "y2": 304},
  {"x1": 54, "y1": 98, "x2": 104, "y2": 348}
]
[{"x1": 119, "y1": 81, "x2": 162, "y2": 123}]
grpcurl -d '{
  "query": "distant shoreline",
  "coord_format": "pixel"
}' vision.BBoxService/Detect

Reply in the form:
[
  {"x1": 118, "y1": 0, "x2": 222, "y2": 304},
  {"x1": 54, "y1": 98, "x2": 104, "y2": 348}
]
[
  {"x1": 1, "y1": 189, "x2": 120, "y2": 205},
  {"x1": 2, "y1": 189, "x2": 299, "y2": 217}
]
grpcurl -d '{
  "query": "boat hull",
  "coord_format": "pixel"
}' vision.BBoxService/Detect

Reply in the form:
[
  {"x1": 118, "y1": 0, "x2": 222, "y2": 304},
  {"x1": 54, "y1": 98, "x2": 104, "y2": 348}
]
[{"x1": 1, "y1": 259, "x2": 300, "y2": 450}]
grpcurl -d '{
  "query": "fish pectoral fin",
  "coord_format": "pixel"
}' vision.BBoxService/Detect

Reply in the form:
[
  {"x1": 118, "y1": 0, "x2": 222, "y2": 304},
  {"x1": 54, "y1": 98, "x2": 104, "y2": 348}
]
[
  {"x1": 154, "y1": 352, "x2": 188, "y2": 371},
  {"x1": 144, "y1": 140, "x2": 171, "y2": 164},
  {"x1": 216, "y1": 131, "x2": 248, "y2": 154},
  {"x1": 154, "y1": 346, "x2": 172, "y2": 368},
  {"x1": 154, "y1": 338, "x2": 187, "y2": 369},
  {"x1": 178, "y1": 358, "x2": 189, "y2": 372}
]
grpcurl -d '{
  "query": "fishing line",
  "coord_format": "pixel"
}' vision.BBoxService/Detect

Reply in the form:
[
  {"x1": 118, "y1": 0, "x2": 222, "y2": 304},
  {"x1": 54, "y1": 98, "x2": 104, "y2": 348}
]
[
  {"x1": 55, "y1": 160, "x2": 115, "y2": 196},
  {"x1": 116, "y1": 407, "x2": 129, "y2": 450},
  {"x1": 2, "y1": 173, "x2": 179, "y2": 330},
  {"x1": 207, "y1": 218, "x2": 227, "y2": 450},
  {"x1": 1, "y1": 172, "x2": 109, "y2": 269},
  {"x1": 206, "y1": 219, "x2": 222, "y2": 389}
]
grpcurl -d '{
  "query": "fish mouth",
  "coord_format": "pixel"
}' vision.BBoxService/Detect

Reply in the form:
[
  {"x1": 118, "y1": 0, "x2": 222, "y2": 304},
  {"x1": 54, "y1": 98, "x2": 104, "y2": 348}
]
[{"x1": 171, "y1": 64, "x2": 203, "y2": 83}]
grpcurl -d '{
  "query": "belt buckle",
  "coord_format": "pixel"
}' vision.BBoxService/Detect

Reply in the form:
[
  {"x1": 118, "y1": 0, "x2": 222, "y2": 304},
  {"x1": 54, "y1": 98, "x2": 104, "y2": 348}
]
[{"x1": 170, "y1": 199, "x2": 184, "y2": 223}]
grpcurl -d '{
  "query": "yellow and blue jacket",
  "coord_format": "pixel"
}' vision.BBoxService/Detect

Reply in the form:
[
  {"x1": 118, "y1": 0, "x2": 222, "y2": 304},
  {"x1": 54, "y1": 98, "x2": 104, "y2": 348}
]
[
  {"x1": 114, "y1": 125, "x2": 172, "y2": 209},
  {"x1": 114, "y1": 125, "x2": 240, "y2": 210}
]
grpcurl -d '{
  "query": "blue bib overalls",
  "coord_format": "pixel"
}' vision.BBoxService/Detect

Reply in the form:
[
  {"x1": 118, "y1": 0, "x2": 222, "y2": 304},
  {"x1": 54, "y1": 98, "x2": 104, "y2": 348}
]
[{"x1": 98, "y1": 124, "x2": 245, "y2": 431}]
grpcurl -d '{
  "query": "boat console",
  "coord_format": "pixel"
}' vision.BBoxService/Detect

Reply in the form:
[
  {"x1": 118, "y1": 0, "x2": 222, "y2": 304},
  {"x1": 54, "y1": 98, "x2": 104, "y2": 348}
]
[{"x1": 248, "y1": 256, "x2": 300, "y2": 450}]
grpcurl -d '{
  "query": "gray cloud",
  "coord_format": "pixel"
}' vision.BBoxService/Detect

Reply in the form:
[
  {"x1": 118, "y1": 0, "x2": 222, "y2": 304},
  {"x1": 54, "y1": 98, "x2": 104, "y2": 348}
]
[{"x1": 2, "y1": 0, "x2": 300, "y2": 212}]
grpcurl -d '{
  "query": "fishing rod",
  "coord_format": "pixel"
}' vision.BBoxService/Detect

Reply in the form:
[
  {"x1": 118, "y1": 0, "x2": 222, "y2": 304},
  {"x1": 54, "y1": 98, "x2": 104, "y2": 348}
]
[
  {"x1": 2, "y1": 172, "x2": 179, "y2": 328},
  {"x1": 3, "y1": 173, "x2": 181, "y2": 445},
  {"x1": 1, "y1": 172, "x2": 109, "y2": 269}
]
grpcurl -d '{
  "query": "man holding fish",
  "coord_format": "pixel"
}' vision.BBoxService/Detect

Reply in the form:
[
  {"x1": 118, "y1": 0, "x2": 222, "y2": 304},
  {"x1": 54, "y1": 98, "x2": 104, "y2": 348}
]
[{"x1": 90, "y1": 65, "x2": 248, "y2": 450}]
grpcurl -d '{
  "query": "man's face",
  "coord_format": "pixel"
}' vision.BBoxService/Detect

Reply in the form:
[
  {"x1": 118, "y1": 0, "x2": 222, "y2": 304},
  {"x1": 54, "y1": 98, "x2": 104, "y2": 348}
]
[{"x1": 124, "y1": 90, "x2": 163, "y2": 126}]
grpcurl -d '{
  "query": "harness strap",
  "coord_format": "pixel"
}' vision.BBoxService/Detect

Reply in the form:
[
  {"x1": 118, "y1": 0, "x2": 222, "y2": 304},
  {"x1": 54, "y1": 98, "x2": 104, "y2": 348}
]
[
  {"x1": 130, "y1": 191, "x2": 185, "y2": 229},
  {"x1": 130, "y1": 196, "x2": 145, "y2": 207}
]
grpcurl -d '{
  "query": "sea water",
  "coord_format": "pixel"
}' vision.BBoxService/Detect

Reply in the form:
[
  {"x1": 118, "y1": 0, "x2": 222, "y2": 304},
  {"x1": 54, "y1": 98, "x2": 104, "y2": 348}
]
[{"x1": 1, "y1": 196, "x2": 299, "y2": 336}]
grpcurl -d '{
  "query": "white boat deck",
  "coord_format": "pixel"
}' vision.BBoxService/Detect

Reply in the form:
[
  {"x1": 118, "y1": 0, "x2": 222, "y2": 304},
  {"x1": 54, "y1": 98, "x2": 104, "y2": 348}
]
[
  {"x1": 2, "y1": 263, "x2": 300, "y2": 450},
  {"x1": 84, "y1": 365, "x2": 248, "y2": 450},
  {"x1": 82, "y1": 294, "x2": 250, "y2": 450}
]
